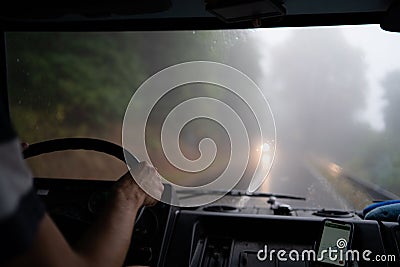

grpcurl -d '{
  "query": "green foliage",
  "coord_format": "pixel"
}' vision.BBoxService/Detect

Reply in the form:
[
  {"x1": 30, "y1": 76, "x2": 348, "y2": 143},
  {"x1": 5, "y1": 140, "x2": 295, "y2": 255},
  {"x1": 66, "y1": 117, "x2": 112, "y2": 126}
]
[
  {"x1": 7, "y1": 32, "x2": 144, "y2": 134},
  {"x1": 6, "y1": 31, "x2": 252, "y2": 143}
]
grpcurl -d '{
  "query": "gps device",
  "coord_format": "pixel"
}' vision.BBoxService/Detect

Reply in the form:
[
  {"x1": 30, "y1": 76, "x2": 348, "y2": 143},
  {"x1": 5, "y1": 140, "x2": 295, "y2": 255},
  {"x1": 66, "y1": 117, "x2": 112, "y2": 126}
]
[{"x1": 314, "y1": 219, "x2": 354, "y2": 266}]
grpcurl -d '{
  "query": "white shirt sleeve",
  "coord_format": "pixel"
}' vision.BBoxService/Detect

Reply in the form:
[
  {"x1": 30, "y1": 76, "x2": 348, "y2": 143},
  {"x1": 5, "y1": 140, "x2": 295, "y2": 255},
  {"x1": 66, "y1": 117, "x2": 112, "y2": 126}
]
[{"x1": 0, "y1": 138, "x2": 33, "y2": 219}]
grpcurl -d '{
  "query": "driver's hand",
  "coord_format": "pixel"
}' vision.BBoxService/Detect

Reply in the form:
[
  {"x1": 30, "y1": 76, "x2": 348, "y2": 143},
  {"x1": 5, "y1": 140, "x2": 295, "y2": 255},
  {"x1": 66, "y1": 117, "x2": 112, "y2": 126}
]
[{"x1": 114, "y1": 161, "x2": 164, "y2": 207}]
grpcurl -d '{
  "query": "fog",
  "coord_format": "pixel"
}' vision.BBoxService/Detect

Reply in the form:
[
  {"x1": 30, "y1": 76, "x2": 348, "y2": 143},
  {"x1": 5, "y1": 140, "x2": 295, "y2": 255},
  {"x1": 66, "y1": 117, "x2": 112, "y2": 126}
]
[
  {"x1": 7, "y1": 26, "x2": 400, "y2": 208},
  {"x1": 259, "y1": 28, "x2": 369, "y2": 161},
  {"x1": 206, "y1": 26, "x2": 400, "y2": 204},
  {"x1": 251, "y1": 26, "x2": 400, "y2": 202}
]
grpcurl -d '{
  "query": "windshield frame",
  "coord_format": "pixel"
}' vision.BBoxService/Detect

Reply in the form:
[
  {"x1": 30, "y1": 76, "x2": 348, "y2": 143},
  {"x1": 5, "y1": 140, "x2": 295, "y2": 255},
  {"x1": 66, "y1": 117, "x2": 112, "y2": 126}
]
[{"x1": 5, "y1": 23, "x2": 400, "y2": 211}]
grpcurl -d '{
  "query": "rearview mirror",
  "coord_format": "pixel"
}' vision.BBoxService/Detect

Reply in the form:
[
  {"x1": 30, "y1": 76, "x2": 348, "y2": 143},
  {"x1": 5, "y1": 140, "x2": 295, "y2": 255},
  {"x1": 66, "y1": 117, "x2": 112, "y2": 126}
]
[{"x1": 205, "y1": 0, "x2": 286, "y2": 23}]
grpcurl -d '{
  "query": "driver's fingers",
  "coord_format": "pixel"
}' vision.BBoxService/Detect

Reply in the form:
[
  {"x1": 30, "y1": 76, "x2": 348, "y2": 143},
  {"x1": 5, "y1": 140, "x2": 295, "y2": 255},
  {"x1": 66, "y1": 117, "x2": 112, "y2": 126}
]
[
  {"x1": 130, "y1": 162, "x2": 164, "y2": 202},
  {"x1": 117, "y1": 162, "x2": 164, "y2": 205},
  {"x1": 143, "y1": 182, "x2": 164, "y2": 207}
]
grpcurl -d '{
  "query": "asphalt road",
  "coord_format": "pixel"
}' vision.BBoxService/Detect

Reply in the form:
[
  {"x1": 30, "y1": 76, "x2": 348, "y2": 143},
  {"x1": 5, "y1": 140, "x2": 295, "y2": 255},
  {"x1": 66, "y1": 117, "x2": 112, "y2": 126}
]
[
  {"x1": 211, "y1": 157, "x2": 354, "y2": 212},
  {"x1": 260, "y1": 159, "x2": 352, "y2": 210}
]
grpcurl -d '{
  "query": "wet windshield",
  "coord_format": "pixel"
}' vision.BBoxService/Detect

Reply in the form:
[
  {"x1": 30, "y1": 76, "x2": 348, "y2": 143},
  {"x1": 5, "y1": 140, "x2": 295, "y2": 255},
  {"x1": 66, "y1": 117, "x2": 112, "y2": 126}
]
[{"x1": 6, "y1": 25, "x2": 400, "y2": 209}]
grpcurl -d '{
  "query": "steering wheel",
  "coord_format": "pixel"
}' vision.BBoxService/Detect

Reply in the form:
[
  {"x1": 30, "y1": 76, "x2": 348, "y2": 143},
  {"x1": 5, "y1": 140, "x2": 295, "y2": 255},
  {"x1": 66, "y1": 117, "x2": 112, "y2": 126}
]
[
  {"x1": 23, "y1": 137, "x2": 146, "y2": 220},
  {"x1": 23, "y1": 138, "x2": 166, "y2": 265}
]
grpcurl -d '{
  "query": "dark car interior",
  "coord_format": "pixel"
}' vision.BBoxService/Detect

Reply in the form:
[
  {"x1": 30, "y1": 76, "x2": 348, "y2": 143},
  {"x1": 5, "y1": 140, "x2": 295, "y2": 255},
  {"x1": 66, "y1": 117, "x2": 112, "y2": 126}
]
[{"x1": 2, "y1": 1, "x2": 400, "y2": 266}]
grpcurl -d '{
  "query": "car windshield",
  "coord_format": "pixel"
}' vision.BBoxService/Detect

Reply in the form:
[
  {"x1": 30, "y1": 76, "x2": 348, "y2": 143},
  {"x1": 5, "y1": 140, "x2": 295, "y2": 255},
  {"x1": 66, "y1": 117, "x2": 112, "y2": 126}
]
[{"x1": 6, "y1": 25, "x2": 400, "y2": 210}]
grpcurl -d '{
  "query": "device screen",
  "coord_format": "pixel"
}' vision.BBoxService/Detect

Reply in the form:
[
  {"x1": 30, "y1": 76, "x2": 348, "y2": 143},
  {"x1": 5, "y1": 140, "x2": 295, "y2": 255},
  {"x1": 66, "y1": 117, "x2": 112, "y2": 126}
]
[{"x1": 316, "y1": 220, "x2": 352, "y2": 266}]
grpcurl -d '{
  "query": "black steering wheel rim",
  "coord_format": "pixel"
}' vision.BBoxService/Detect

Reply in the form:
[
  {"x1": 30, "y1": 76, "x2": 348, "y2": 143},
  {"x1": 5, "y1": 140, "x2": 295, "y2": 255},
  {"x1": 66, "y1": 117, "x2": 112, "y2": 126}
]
[{"x1": 23, "y1": 137, "x2": 139, "y2": 166}]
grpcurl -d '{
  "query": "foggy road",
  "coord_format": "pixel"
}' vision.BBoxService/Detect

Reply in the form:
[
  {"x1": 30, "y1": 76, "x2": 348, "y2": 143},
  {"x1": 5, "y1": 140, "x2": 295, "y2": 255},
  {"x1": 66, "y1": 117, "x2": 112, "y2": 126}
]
[
  {"x1": 261, "y1": 160, "x2": 352, "y2": 210},
  {"x1": 211, "y1": 155, "x2": 356, "y2": 212}
]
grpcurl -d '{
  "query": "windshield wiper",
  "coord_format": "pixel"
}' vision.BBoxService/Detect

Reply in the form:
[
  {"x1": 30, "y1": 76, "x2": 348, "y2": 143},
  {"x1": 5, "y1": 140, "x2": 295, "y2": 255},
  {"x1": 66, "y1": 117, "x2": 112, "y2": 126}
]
[{"x1": 176, "y1": 189, "x2": 306, "y2": 201}]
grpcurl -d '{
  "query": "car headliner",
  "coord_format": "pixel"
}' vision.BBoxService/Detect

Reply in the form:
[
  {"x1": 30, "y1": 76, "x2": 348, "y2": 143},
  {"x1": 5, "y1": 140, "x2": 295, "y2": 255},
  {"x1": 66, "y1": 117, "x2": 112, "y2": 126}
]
[{"x1": 0, "y1": 0, "x2": 396, "y2": 31}]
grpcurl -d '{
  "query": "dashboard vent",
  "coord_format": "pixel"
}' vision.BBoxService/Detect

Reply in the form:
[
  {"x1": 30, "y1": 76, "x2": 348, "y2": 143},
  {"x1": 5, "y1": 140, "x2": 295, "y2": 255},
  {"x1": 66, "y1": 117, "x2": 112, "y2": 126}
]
[
  {"x1": 203, "y1": 205, "x2": 239, "y2": 213},
  {"x1": 312, "y1": 209, "x2": 353, "y2": 218}
]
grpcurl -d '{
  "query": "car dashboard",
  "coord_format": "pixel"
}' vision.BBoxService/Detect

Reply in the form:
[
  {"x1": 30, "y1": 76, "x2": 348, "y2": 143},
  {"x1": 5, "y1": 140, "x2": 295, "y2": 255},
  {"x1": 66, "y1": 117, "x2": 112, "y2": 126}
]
[{"x1": 34, "y1": 178, "x2": 400, "y2": 267}]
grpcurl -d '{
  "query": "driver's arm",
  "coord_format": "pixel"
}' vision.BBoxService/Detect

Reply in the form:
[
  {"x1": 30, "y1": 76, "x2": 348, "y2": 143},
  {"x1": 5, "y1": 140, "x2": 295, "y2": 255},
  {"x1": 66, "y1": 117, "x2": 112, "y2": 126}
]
[
  {"x1": 6, "y1": 166, "x2": 163, "y2": 267},
  {"x1": 7, "y1": 166, "x2": 163, "y2": 267},
  {"x1": 1, "y1": 110, "x2": 164, "y2": 267}
]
